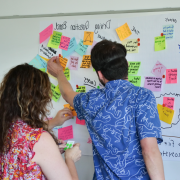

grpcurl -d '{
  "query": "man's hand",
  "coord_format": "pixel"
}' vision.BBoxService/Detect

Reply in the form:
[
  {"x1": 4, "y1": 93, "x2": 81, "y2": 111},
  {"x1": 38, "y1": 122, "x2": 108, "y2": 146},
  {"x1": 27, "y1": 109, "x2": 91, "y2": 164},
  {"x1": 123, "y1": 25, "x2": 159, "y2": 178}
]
[{"x1": 47, "y1": 56, "x2": 63, "y2": 77}]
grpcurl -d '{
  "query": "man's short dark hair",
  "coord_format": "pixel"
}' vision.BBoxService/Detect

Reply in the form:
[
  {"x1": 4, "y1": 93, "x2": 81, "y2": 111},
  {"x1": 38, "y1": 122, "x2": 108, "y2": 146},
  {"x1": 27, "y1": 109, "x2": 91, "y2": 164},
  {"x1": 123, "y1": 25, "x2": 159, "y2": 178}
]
[{"x1": 91, "y1": 40, "x2": 128, "y2": 81}]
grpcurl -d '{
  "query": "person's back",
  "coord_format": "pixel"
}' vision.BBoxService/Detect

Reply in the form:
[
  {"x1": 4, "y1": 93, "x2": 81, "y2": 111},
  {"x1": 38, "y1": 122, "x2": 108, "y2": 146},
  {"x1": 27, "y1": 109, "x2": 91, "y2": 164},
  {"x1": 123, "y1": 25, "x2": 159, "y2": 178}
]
[
  {"x1": 74, "y1": 79, "x2": 162, "y2": 179},
  {"x1": 0, "y1": 119, "x2": 46, "y2": 179}
]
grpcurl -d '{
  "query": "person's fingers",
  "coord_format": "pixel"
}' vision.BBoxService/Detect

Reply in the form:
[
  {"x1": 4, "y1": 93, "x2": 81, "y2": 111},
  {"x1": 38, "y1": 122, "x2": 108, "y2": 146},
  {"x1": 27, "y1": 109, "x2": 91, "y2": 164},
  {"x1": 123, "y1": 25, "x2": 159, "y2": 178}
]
[
  {"x1": 56, "y1": 56, "x2": 61, "y2": 65},
  {"x1": 59, "y1": 144, "x2": 67, "y2": 148},
  {"x1": 62, "y1": 109, "x2": 73, "y2": 116},
  {"x1": 74, "y1": 143, "x2": 80, "y2": 147}
]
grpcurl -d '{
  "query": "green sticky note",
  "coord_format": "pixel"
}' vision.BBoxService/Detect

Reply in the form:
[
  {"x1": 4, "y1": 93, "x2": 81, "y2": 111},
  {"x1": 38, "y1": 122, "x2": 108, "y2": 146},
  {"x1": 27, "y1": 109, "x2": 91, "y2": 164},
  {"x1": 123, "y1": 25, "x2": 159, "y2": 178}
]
[
  {"x1": 64, "y1": 68, "x2": 70, "y2": 80},
  {"x1": 93, "y1": 68, "x2": 95, "y2": 72},
  {"x1": 51, "y1": 83, "x2": 61, "y2": 102},
  {"x1": 155, "y1": 35, "x2": 166, "y2": 51},
  {"x1": 48, "y1": 31, "x2": 62, "y2": 49},
  {"x1": 40, "y1": 68, "x2": 46, "y2": 72},
  {"x1": 128, "y1": 62, "x2": 141, "y2": 75},
  {"x1": 55, "y1": 85, "x2": 60, "y2": 93},
  {"x1": 76, "y1": 86, "x2": 86, "y2": 93},
  {"x1": 128, "y1": 76, "x2": 141, "y2": 87}
]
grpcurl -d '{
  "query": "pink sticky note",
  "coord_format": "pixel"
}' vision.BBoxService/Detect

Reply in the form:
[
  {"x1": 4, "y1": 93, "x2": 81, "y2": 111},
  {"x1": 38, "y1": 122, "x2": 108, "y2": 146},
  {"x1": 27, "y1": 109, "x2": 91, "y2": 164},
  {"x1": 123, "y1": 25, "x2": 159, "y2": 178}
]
[
  {"x1": 151, "y1": 61, "x2": 166, "y2": 77},
  {"x1": 76, "y1": 117, "x2": 85, "y2": 125},
  {"x1": 144, "y1": 77, "x2": 162, "y2": 92},
  {"x1": 87, "y1": 137, "x2": 92, "y2": 143},
  {"x1": 163, "y1": 97, "x2": 175, "y2": 110},
  {"x1": 91, "y1": 41, "x2": 97, "y2": 51},
  {"x1": 39, "y1": 24, "x2": 53, "y2": 44},
  {"x1": 58, "y1": 125, "x2": 73, "y2": 140},
  {"x1": 59, "y1": 36, "x2": 71, "y2": 50},
  {"x1": 166, "y1": 69, "x2": 177, "y2": 84},
  {"x1": 68, "y1": 56, "x2": 79, "y2": 70}
]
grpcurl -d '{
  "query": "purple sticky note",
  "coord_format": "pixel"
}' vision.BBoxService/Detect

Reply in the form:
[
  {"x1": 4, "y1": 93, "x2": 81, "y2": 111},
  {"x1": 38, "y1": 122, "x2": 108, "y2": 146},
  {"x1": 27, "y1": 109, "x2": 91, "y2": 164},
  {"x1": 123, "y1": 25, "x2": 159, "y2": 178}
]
[
  {"x1": 59, "y1": 36, "x2": 71, "y2": 50},
  {"x1": 39, "y1": 24, "x2": 53, "y2": 44},
  {"x1": 151, "y1": 61, "x2": 166, "y2": 77},
  {"x1": 68, "y1": 56, "x2": 79, "y2": 70},
  {"x1": 144, "y1": 76, "x2": 162, "y2": 92},
  {"x1": 91, "y1": 41, "x2": 97, "y2": 51}
]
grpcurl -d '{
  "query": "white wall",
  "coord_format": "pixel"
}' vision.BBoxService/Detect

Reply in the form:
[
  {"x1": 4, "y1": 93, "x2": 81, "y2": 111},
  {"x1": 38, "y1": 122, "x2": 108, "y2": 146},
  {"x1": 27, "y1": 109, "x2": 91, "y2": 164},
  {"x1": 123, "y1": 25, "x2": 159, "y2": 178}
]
[
  {"x1": 1, "y1": 8, "x2": 180, "y2": 180},
  {"x1": 0, "y1": 0, "x2": 180, "y2": 17}
]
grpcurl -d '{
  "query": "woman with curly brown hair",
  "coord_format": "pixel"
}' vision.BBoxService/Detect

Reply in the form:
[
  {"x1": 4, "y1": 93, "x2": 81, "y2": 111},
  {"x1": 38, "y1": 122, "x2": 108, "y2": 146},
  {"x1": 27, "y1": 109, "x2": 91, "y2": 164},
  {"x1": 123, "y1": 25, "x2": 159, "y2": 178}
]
[{"x1": 0, "y1": 63, "x2": 81, "y2": 180}]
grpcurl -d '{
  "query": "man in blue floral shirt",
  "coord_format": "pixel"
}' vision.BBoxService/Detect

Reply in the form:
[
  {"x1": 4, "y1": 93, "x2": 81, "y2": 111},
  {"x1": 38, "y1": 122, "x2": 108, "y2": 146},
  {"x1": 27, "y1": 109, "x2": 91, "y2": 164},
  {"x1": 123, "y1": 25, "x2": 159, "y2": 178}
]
[{"x1": 48, "y1": 40, "x2": 165, "y2": 180}]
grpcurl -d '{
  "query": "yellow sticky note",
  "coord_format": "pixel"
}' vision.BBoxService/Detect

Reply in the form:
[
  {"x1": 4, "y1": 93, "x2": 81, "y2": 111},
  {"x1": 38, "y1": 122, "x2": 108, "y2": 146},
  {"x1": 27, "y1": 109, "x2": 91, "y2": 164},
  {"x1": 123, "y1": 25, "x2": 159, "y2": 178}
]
[
  {"x1": 40, "y1": 56, "x2": 49, "y2": 61},
  {"x1": 59, "y1": 57, "x2": 68, "y2": 71},
  {"x1": 83, "y1": 31, "x2": 94, "y2": 45},
  {"x1": 121, "y1": 39, "x2": 139, "y2": 53},
  {"x1": 116, "y1": 23, "x2": 132, "y2": 41},
  {"x1": 80, "y1": 55, "x2": 91, "y2": 68},
  {"x1": 64, "y1": 104, "x2": 77, "y2": 116},
  {"x1": 157, "y1": 104, "x2": 174, "y2": 124}
]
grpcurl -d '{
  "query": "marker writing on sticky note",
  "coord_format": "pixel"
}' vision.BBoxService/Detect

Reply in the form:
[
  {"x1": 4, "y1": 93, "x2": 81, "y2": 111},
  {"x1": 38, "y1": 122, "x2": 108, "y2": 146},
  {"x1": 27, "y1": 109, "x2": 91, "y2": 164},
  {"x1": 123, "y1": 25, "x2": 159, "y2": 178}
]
[
  {"x1": 122, "y1": 39, "x2": 139, "y2": 53},
  {"x1": 144, "y1": 77, "x2": 162, "y2": 92},
  {"x1": 116, "y1": 23, "x2": 132, "y2": 41},
  {"x1": 163, "y1": 25, "x2": 174, "y2": 39},
  {"x1": 64, "y1": 68, "x2": 70, "y2": 80},
  {"x1": 75, "y1": 39, "x2": 88, "y2": 56},
  {"x1": 76, "y1": 86, "x2": 86, "y2": 93},
  {"x1": 128, "y1": 61, "x2": 141, "y2": 75},
  {"x1": 154, "y1": 35, "x2": 166, "y2": 51},
  {"x1": 157, "y1": 104, "x2": 174, "y2": 124},
  {"x1": 58, "y1": 125, "x2": 73, "y2": 140},
  {"x1": 128, "y1": 76, "x2": 141, "y2": 87},
  {"x1": 48, "y1": 31, "x2": 62, "y2": 49},
  {"x1": 163, "y1": 97, "x2": 175, "y2": 110},
  {"x1": 80, "y1": 55, "x2": 91, "y2": 68},
  {"x1": 166, "y1": 69, "x2": 177, "y2": 84},
  {"x1": 51, "y1": 83, "x2": 61, "y2": 102},
  {"x1": 69, "y1": 56, "x2": 79, "y2": 70},
  {"x1": 151, "y1": 61, "x2": 166, "y2": 77},
  {"x1": 59, "y1": 36, "x2": 71, "y2": 50},
  {"x1": 59, "y1": 57, "x2": 68, "y2": 71},
  {"x1": 83, "y1": 31, "x2": 94, "y2": 45}
]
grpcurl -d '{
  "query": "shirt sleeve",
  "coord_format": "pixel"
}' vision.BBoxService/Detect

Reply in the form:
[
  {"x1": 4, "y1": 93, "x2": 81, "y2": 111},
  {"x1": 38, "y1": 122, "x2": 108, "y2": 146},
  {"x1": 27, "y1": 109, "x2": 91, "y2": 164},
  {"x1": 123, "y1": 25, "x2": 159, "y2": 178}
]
[
  {"x1": 73, "y1": 92, "x2": 91, "y2": 120},
  {"x1": 136, "y1": 88, "x2": 163, "y2": 144}
]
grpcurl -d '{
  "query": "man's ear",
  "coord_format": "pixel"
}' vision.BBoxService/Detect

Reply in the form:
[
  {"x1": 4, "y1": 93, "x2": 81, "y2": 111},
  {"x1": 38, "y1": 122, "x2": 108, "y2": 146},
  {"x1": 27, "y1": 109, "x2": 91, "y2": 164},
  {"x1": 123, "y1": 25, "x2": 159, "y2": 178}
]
[{"x1": 97, "y1": 71, "x2": 104, "y2": 80}]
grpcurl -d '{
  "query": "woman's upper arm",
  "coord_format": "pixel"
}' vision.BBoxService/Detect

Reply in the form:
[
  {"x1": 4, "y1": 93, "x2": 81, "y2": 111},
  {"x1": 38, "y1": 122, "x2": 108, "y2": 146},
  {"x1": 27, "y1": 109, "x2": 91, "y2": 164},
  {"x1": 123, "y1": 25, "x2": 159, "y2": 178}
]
[{"x1": 32, "y1": 132, "x2": 72, "y2": 180}]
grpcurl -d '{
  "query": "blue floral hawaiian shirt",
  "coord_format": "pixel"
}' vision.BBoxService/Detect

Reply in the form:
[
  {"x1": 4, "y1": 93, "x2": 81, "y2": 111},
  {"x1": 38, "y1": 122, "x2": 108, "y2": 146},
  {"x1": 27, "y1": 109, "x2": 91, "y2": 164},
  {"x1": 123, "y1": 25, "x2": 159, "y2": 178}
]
[{"x1": 74, "y1": 80, "x2": 163, "y2": 180}]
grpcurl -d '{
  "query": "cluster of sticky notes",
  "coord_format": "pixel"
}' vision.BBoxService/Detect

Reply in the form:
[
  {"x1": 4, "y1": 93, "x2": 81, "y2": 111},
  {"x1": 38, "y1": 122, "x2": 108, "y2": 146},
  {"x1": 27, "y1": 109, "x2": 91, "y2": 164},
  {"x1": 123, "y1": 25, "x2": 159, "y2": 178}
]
[
  {"x1": 128, "y1": 76, "x2": 141, "y2": 87},
  {"x1": 59, "y1": 36, "x2": 70, "y2": 50},
  {"x1": 166, "y1": 68, "x2": 177, "y2": 84},
  {"x1": 59, "y1": 56, "x2": 68, "y2": 71},
  {"x1": 155, "y1": 35, "x2": 166, "y2": 51},
  {"x1": 157, "y1": 104, "x2": 174, "y2": 124},
  {"x1": 58, "y1": 125, "x2": 73, "y2": 140},
  {"x1": 128, "y1": 61, "x2": 141, "y2": 74},
  {"x1": 163, "y1": 25, "x2": 174, "y2": 39},
  {"x1": 48, "y1": 31, "x2": 62, "y2": 49},
  {"x1": 80, "y1": 55, "x2": 91, "y2": 68},
  {"x1": 62, "y1": 37, "x2": 77, "y2": 58},
  {"x1": 76, "y1": 117, "x2": 86, "y2": 125},
  {"x1": 144, "y1": 77, "x2": 162, "y2": 91},
  {"x1": 39, "y1": 24, "x2": 53, "y2": 44},
  {"x1": 116, "y1": 23, "x2": 132, "y2": 41},
  {"x1": 83, "y1": 31, "x2": 94, "y2": 45},
  {"x1": 151, "y1": 61, "x2": 166, "y2": 77},
  {"x1": 64, "y1": 68, "x2": 70, "y2": 80},
  {"x1": 64, "y1": 141, "x2": 75, "y2": 150},
  {"x1": 29, "y1": 54, "x2": 47, "y2": 71},
  {"x1": 69, "y1": 56, "x2": 79, "y2": 70},
  {"x1": 122, "y1": 39, "x2": 139, "y2": 53},
  {"x1": 76, "y1": 86, "x2": 86, "y2": 93},
  {"x1": 163, "y1": 97, "x2": 175, "y2": 110},
  {"x1": 51, "y1": 83, "x2": 61, "y2": 102},
  {"x1": 75, "y1": 39, "x2": 88, "y2": 56},
  {"x1": 64, "y1": 104, "x2": 77, "y2": 116}
]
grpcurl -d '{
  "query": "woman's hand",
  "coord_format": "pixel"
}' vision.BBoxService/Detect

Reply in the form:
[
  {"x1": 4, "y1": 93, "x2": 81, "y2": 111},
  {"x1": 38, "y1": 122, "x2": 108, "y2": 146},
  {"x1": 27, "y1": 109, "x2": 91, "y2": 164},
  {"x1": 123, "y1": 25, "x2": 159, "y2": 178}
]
[
  {"x1": 48, "y1": 108, "x2": 73, "y2": 130},
  {"x1": 65, "y1": 143, "x2": 81, "y2": 163},
  {"x1": 58, "y1": 140, "x2": 67, "y2": 154},
  {"x1": 47, "y1": 56, "x2": 63, "y2": 77}
]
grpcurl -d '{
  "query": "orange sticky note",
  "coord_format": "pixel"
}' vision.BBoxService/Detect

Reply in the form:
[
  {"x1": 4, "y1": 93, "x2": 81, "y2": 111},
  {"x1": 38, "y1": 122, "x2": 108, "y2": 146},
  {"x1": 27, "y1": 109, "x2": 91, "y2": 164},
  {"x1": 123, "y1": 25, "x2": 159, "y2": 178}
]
[
  {"x1": 64, "y1": 104, "x2": 77, "y2": 116},
  {"x1": 59, "y1": 57, "x2": 68, "y2": 71},
  {"x1": 80, "y1": 55, "x2": 91, "y2": 68},
  {"x1": 157, "y1": 104, "x2": 174, "y2": 124},
  {"x1": 40, "y1": 56, "x2": 49, "y2": 61},
  {"x1": 83, "y1": 31, "x2": 94, "y2": 45},
  {"x1": 163, "y1": 97, "x2": 175, "y2": 110},
  {"x1": 116, "y1": 23, "x2": 132, "y2": 41}
]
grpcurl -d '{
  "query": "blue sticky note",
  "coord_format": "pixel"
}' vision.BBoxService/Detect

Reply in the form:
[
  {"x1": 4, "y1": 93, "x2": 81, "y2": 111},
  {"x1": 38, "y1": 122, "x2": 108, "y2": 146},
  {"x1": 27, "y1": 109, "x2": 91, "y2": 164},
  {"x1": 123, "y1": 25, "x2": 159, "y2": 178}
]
[
  {"x1": 29, "y1": 54, "x2": 47, "y2": 71},
  {"x1": 62, "y1": 37, "x2": 77, "y2": 58},
  {"x1": 163, "y1": 25, "x2": 174, "y2": 39},
  {"x1": 75, "y1": 39, "x2": 88, "y2": 56}
]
